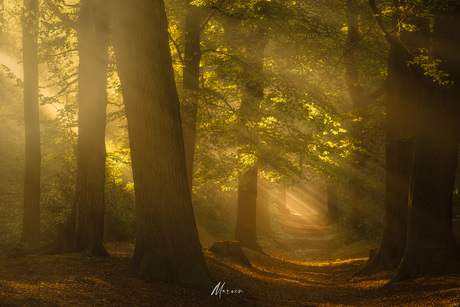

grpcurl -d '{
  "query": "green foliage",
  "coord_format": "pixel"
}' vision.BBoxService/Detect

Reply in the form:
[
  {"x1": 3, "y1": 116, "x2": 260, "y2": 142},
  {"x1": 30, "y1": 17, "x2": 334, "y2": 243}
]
[{"x1": 105, "y1": 137, "x2": 136, "y2": 242}]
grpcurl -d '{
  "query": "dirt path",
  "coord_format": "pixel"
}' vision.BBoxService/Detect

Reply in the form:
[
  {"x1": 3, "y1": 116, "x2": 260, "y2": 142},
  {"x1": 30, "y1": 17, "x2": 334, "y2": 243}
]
[{"x1": 0, "y1": 216, "x2": 459, "y2": 306}]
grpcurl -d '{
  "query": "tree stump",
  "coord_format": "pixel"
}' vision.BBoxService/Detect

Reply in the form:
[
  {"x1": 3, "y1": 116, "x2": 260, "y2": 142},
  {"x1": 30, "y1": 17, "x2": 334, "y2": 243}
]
[{"x1": 209, "y1": 241, "x2": 252, "y2": 267}]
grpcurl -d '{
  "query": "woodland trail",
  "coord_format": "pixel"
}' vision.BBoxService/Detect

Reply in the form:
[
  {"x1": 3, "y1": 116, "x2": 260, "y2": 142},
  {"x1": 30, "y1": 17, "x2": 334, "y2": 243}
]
[{"x1": 0, "y1": 215, "x2": 459, "y2": 306}]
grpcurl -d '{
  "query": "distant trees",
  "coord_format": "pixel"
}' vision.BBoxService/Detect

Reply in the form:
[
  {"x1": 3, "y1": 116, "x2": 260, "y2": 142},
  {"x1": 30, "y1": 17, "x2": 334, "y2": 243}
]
[
  {"x1": 21, "y1": 0, "x2": 41, "y2": 245},
  {"x1": 112, "y1": 0, "x2": 212, "y2": 284}
]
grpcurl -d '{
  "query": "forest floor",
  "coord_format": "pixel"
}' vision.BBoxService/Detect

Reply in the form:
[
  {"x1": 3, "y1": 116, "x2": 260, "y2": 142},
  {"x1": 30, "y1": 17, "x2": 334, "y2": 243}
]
[{"x1": 1, "y1": 214, "x2": 459, "y2": 306}]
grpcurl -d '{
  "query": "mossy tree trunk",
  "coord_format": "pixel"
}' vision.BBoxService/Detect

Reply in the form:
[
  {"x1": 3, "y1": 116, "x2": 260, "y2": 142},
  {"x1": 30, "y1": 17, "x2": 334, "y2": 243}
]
[{"x1": 111, "y1": 0, "x2": 212, "y2": 285}]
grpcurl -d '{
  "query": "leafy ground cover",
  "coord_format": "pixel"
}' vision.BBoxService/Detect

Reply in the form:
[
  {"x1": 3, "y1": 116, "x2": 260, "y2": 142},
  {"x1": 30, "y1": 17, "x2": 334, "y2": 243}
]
[{"x1": 0, "y1": 219, "x2": 459, "y2": 306}]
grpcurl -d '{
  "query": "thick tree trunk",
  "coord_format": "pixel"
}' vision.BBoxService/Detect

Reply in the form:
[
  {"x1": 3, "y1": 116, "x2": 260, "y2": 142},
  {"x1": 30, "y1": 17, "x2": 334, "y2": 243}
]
[
  {"x1": 359, "y1": 45, "x2": 418, "y2": 273},
  {"x1": 72, "y1": 0, "x2": 109, "y2": 255},
  {"x1": 111, "y1": 0, "x2": 212, "y2": 285},
  {"x1": 182, "y1": 2, "x2": 201, "y2": 194},
  {"x1": 45, "y1": 0, "x2": 110, "y2": 256},
  {"x1": 394, "y1": 8, "x2": 460, "y2": 281},
  {"x1": 358, "y1": 12, "x2": 428, "y2": 274},
  {"x1": 21, "y1": 0, "x2": 41, "y2": 245},
  {"x1": 234, "y1": 26, "x2": 267, "y2": 252}
]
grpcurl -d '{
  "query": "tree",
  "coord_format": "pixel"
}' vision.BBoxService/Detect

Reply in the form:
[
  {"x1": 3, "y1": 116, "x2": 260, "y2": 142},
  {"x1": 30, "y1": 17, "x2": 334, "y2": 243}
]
[
  {"x1": 343, "y1": 0, "x2": 385, "y2": 235},
  {"x1": 359, "y1": 8, "x2": 426, "y2": 273},
  {"x1": 42, "y1": 0, "x2": 110, "y2": 256},
  {"x1": 111, "y1": 0, "x2": 212, "y2": 285},
  {"x1": 234, "y1": 22, "x2": 268, "y2": 252},
  {"x1": 182, "y1": 1, "x2": 201, "y2": 194},
  {"x1": 394, "y1": 3, "x2": 460, "y2": 281},
  {"x1": 0, "y1": 0, "x2": 4, "y2": 45},
  {"x1": 326, "y1": 179, "x2": 339, "y2": 225},
  {"x1": 362, "y1": 0, "x2": 460, "y2": 280},
  {"x1": 21, "y1": 0, "x2": 41, "y2": 245}
]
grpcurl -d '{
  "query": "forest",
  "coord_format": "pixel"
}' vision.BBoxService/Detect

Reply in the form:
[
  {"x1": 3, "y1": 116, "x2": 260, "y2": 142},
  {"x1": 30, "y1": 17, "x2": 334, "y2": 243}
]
[{"x1": 0, "y1": 0, "x2": 459, "y2": 305}]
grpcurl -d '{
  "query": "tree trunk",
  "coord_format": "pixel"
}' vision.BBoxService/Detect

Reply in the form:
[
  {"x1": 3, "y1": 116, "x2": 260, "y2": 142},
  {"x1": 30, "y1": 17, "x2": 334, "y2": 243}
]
[
  {"x1": 209, "y1": 241, "x2": 252, "y2": 267},
  {"x1": 111, "y1": 0, "x2": 212, "y2": 285},
  {"x1": 344, "y1": 0, "x2": 369, "y2": 235},
  {"x1": 72, "y1": 0, "x2": 109, "y2": 255},
  {"x1": 360, "y1": 45, "x2": 418, "y2": 273},
  {"x1": 257, "y1": 175, "x2": 272, "y2": 237},
  {"x1": 394, "y1": 7, "x2": 460, "y2": 281},
  {"x1": 326, "y1": 179, "x2": 339, "y2": 225},
  {"x1": 357, "y1": 11, "x2": 429, "y2": 274},
  {"x1": 235, "y1": 165, "x2": 260, "y2": 250},
  {"x1": 0, "y1": 0, "x2": 4, "y2": 45},
  {"x1": 44, "y1": 0, "x2": 110, "y2": 256},
  {"x1": 21, "y1": 0, "x2": 41, "y2": 245},
  {"x1": 182, "y1": 2, "x2": 201, "y2": 194},
  {"x1": 234, "y1": 26, "x2": 267, "y2": 252}
]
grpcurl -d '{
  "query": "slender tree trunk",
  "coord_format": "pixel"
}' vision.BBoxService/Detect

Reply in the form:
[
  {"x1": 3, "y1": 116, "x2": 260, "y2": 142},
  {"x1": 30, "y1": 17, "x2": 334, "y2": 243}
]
[
  {"x1": 326, "y1": 179, "x2": 339, "y2": 225},
  {"x1": 277, "y1": 187, "x2": 289, "y2": 216},
  {"x1": 182, "y1": 2, "x2": 201, "y2": 194},
  {"x1": 21, "y1": 0, "x2": 40, "y2": 245},
  {"x1": 0, "y1": 0, "x2": 4, "y2": 45},
  {"x1": 111, "y1": 0, "x2": 212, "y2": 285},
  {"x1": 257, "y1": 174, "x2": 272, "y2": 237},
  {"x1": 234, "y1": 26, "x2": 267, "y2": 252},
  {"x1": 344, "y1": 0, "x2": 369, "y2": 234},
  {"x1": 394, "y1": 7, "x2": 460, "y2": 281}
]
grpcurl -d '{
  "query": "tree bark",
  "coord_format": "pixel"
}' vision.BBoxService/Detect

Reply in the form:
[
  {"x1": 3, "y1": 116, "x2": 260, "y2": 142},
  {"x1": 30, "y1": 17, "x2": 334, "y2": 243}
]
[
  {"x1": 43, "y1": 0, "x2": 110, "y2": 256},
  {"x1": 326, "y1": 179, "x2": 339, "y2": 225},
  {"x1": 21, "y1": 0, "x2": 41, "y2": 245},
  {"x1": 344, "y1": 0, "x2": 369, "y2": 234},
  {"x1": 257, "y1": 174, "x2": 272, "y2": 237},
  {"x1": 182, "y1": 2, "x2": 201, "y2": 195},
  {"x1": 357, "y1": 8, "x2": 429, "y2": 274},
  {"x1": 111, "y1": 0, "x2": 212, "y2": 285},
  {"x1": 360, "y1": 46, "x2": 416, "y2": 273},
  {"x1": 0, "y1": 0, "x2": 4, "y2": 45},
  {"x1": 72, "y1": 0, "x2": 109, "y2": 255},
  {"x1": 234, "y1": 26, "x2": 267, "y2": 252},
  {"x1": 394, "y1": 7, "x2": 460, "y2": 281}
]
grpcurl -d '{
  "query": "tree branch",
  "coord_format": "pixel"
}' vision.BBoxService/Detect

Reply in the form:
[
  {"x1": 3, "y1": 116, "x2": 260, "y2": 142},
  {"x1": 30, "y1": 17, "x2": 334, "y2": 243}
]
[
  {"x1": 368, "y1": 0, "x2": 411, "y2": 58},
  {"x1": 45, "y1": 0, "x2": 77, "y2": 29},
  {"x1": 168, "y1": 32, "x2": 184, "y2": 64}
]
